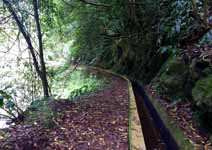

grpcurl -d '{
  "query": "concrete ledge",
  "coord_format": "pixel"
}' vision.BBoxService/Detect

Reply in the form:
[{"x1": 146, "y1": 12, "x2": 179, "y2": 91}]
[{"x1": 127, "y1": 80, "x2": 146, "y2": 150}]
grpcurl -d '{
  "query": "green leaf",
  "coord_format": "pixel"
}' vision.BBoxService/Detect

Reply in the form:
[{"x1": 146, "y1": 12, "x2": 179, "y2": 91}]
[
  {"x1": 0, "y1": 90, "x2": 12, "y2": 99},
  {"x1": 5, "y1": 100, "x2": 15, "y2": 109},
  {"x1": 0, "y1": 96, "x2": 3, "y2": 107}
]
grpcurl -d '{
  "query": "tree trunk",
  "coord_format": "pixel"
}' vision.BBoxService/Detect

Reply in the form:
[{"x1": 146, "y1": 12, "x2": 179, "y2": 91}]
[
  {"x1": 33, "y1": 0, "x2": 49, "y2": 97},
  {"x1": 203, "y1": 0, "x2": 208, "y2": 28}
]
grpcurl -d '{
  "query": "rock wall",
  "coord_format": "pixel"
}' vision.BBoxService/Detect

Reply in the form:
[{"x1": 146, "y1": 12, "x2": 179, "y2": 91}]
[{"x1": 151, "y1": 50, "x2": 212, "y2": 130}]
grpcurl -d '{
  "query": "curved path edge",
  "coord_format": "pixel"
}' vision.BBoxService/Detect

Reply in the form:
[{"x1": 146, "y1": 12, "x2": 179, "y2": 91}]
[{"x1": 81, "y1": 66, "x2": 146, "y2": 150}]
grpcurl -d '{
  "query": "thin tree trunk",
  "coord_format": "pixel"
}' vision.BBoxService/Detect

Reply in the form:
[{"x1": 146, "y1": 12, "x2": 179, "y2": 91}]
[
  {"x1": 203, "y1": 0, "x2": 208, "y2": 28},
  {"x1": 191, "y1": 0, "x2": 199, "y2": 17},
  {"x1": 33, "y1": 0, "x2": 49, "y2": 97}
]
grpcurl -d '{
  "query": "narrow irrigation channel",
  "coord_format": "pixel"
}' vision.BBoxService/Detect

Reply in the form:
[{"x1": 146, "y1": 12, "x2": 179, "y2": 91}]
[{"x1": 132, "y1": 82, "x2": 179, "y2": 150}]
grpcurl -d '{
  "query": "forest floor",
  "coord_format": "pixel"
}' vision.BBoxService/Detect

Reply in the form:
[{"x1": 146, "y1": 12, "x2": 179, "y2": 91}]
[
  {"x1": 146, "y1": 86, "x2": 212, "y2": 150},
  {"x1": 0, "y1": 70, "x2": 129, "y2": 150}
]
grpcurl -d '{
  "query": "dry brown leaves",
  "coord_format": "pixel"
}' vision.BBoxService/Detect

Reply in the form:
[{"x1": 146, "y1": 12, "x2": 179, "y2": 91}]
[
  {"x1": 146, "y1": 86, "x2": 212, "y2": 150},
  {"x1": 0, "y1": 73, "x2": 129, "y2": 150}
]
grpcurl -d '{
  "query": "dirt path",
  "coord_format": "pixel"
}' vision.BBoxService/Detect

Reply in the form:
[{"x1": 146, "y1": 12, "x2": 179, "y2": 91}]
[
  {"x1": 46, "y1": 76, "x2": 129, "y2": 150},
  {"x1": 0, "y1": 71, "x2": 129, "y2": 150}
]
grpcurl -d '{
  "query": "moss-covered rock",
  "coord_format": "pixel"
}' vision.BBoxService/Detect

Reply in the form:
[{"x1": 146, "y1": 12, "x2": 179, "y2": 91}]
[
  {"x1": 192, "y1": 75, "x2": 212, "y2": 112},
  {"x1": 157, "y1": 56, "x2": 189, "y2": 100}
]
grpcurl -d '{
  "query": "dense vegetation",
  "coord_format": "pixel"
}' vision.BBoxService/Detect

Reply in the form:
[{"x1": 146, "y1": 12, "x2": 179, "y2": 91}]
[{"x1": 0, "y1": 0, "x2": 212, "y2": 149}]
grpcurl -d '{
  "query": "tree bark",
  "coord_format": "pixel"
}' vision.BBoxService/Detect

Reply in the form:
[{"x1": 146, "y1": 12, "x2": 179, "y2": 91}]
[
  {"x1": 191, "y1": 0, "x2": 199, "y2": 17},
  {"x1": 203, "y1": 0, "x2": 208, "y2": 28},
  {"x1": 191, "y1": 0, "x2": 211, "y2": 29},
  {"x1": 33, "y1": 0, "x2": 49, "y2": 97}
]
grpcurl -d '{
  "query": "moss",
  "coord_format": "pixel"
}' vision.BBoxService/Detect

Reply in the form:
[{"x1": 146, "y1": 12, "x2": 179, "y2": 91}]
[
  {"x1": 111, "y1": 39, "x2": 136, "y2": 75},
  {"x1": 202, "y1": 67, "x2": 212, "y2": 77},
  {"x1": 25, "y1": 99, "x2": 56, "y2": 128},
  {"x1": 192, "y1": 75, "x2": 212, "y2": 112},
  {"x1": 157, "y1": 56, "x2": 189, "y2": 100},
  {"x1": 192, "y1": 74, "x2": 212, "y2": 133},
  {"x1": 147, "y1": 93, "x2": 194, "y2": 150}
]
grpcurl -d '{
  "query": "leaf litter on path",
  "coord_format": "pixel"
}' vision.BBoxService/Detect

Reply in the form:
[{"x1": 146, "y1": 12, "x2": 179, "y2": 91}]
[{"x1": 0, "y1": 71, "x2": 129, "y2": 150}]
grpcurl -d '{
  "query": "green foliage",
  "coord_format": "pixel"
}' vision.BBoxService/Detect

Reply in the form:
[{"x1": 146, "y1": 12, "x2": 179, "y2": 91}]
[
  {"x1": 159, "y1": 0, "x2": 194, "y2": 45},
  {"x1": 0, "y1": 90, "x2": 16, "y2": 110},
  {"x1": 51, "y1": 67, "x2": 107, "y2": 99},
  {"x1": 192, "y1": 74, "x2": 212, "y2": 132},
  {"x1": 192, "y1": 75, "x2": 212, "y2": 112},
  {"x1": 158, "y1": 46, "x2": 180, "y2": 55},
  {"x1": 199, "y1": 30, "x2": 212, "y2": 46},
  {"x1": 40, "y1": 0, "x2": 162, "y2": 83},
  {"x1": 69, "y1": 85, "x2": 88, "y2": 99},
  {"x1": 155, "y1": 55, "x2": 189, "y2": 101},
  {"x1": 5, "y1": 100, "x2": 15, "y2": 110},
  {"x1": 0, "y1": 96, "x2": 3, "y2": 107},
  {"x1": 1, "y1": 0, "x2": 211, "y2": 136},
  {"x1": 26, "y1": 98, "x2": 55, "y2": 128},
  {"x1": 0, "y1": 90, "x2": 12, "y2": 100}
]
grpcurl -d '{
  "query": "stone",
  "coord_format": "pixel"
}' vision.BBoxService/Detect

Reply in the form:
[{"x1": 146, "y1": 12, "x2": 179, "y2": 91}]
[
  {"x1": 192, "y1": 75, "x2": 212, "y2": 112},
  {"x1": 158, "y1": 55, "x2": 189, "y2": 99}
]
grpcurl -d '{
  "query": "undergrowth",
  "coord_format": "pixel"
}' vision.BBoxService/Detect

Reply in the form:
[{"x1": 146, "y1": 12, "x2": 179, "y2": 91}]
[
  {"x1": 25, "y1": 98, "x2": 56, "y2": 128},
  {"x1": 24, "y1": 67, "x2": 108, "y2": 128},
  {"x1": 50, "y1": 66, "x2": 108, "y2": 99}
]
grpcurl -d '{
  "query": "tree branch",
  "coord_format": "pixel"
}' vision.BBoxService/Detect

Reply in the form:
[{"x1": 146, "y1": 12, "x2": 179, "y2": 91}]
[
  {"x1": 0, "y1": 107, "x2": 16, "y2": 119},
  {"x1": 128, "y1": 2, "x2": 142, "y2": 5},
  {"x1": 0, "y1": 114, "x2": 14, "y2": 120},
  {"x1": 79, "y1": 0, "x2": 111, "y2": 7},
  {"x1": 191, "y1": 0, "x2": 211, "y2": 29},
  {"x1": 191, "y1": 0, "x2": 199, "y2": 17},
  {"x1": 33, "y1": 0, "x2": 49, "y2": 97},
  {"x1": 203, "y1": 0, "x2": 208, "y2": 28},
  {"x1": 101, "y1": 32, "x2": 143, "y2": 39},
  {"x1": 0, "y1": 15, "x2": 12, "y2": 24},
  {"x1": 61, "y1": 0, "x2": 74, "y2": 7}
]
